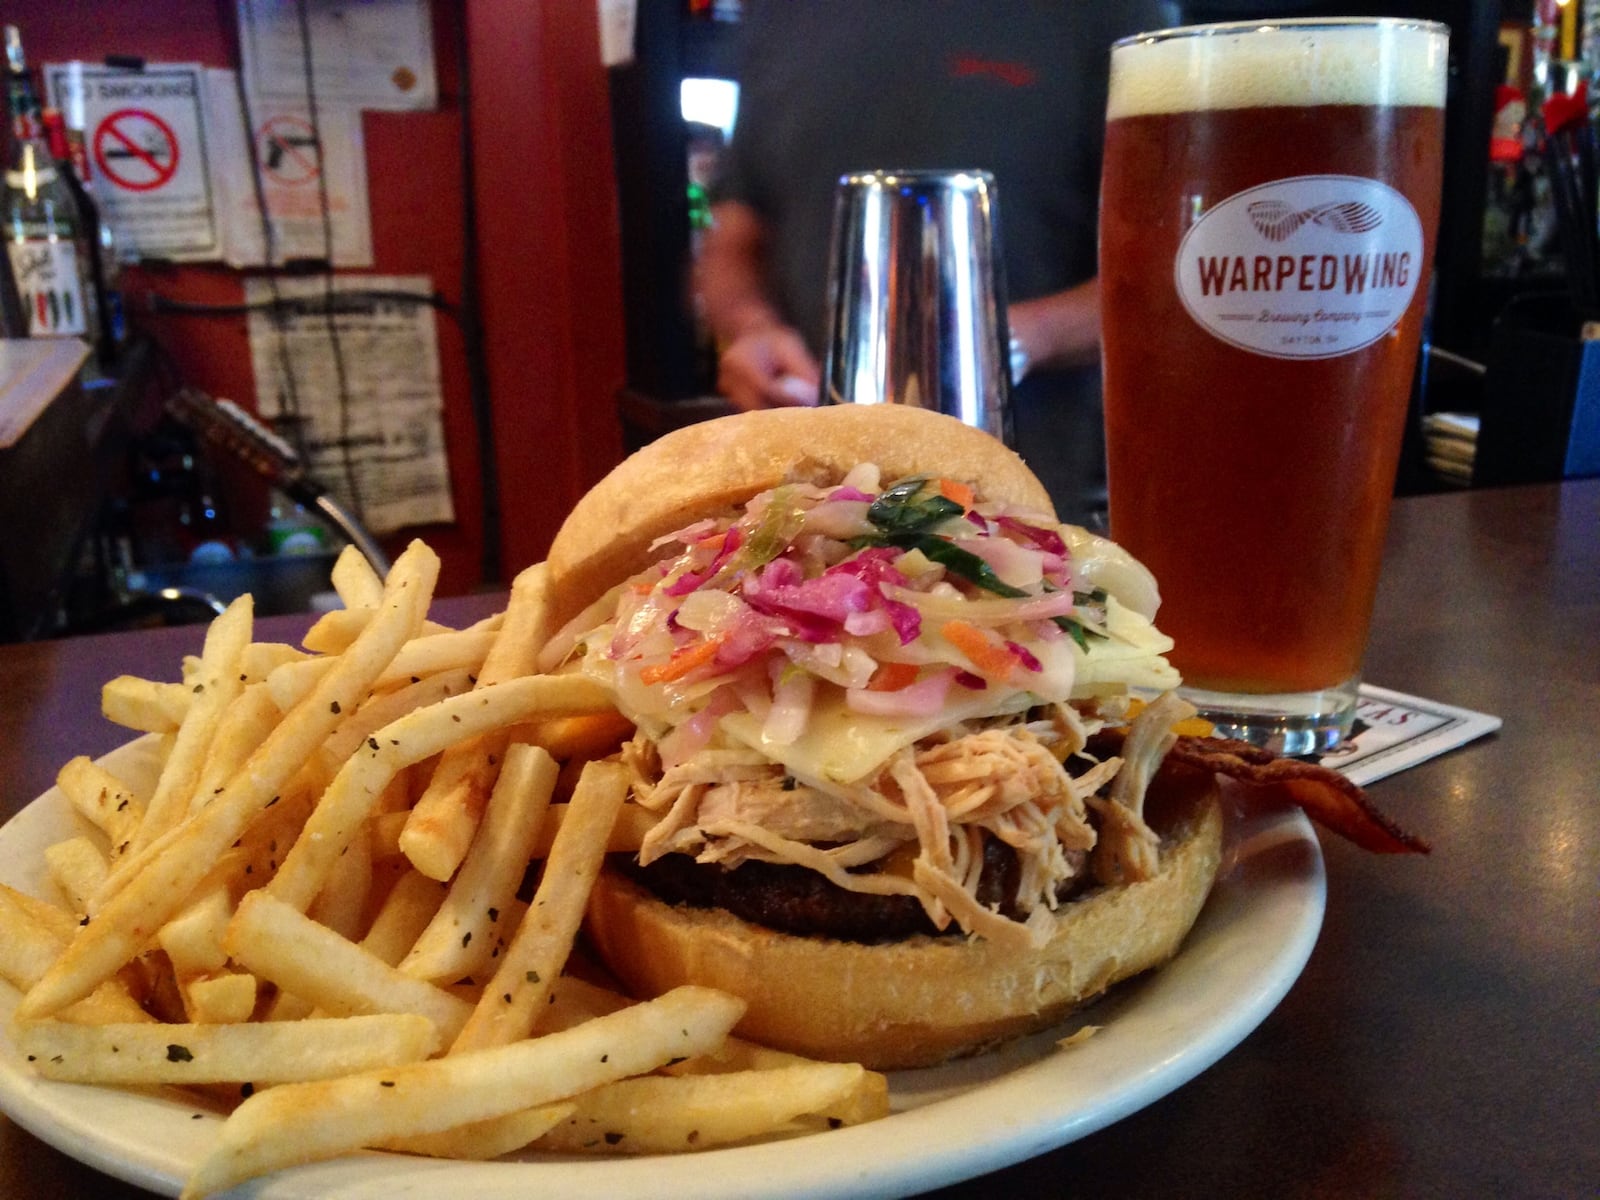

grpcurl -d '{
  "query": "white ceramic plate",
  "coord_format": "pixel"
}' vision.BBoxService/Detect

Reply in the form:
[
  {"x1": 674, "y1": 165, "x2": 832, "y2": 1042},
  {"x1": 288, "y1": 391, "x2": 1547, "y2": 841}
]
[{"x1": 0, "y1": 737, "x2": 1325, "y2": 1199}]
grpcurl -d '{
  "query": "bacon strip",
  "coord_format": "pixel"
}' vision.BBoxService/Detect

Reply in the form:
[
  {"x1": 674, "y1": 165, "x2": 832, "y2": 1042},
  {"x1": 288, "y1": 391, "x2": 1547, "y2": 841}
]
[{"x1": 1089, "y1": 731, "x2": 1430, "y2": 854}]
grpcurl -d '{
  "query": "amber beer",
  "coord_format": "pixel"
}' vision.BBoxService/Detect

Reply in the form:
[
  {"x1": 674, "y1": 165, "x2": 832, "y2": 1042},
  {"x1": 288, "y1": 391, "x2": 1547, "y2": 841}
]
[{"x1": 1099, "y1": 20, "x2": 1447, "y2": 752}]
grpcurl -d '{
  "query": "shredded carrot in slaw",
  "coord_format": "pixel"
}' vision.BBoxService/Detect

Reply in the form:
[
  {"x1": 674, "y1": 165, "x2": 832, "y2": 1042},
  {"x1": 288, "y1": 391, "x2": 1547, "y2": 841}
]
[
  {"x1": 638, "y1": 635, "x2": 724, "y2": 685},
  {"x1": 866, "y1": 662, "x2": 921, "y2": 692},
  {"x1": 940, "y1": 619, "x2": 1021, "y2": 681},
  {"x1": 937, "y1": 478, "x2": 975, "y2": 510}
]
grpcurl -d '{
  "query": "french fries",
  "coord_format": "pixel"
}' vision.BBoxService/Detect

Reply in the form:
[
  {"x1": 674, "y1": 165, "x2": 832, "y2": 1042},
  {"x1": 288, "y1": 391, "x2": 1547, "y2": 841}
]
[
  {"x1": 127, "y1": 594, "x2": 254, "y2": 857},
  {"x1": 398, "y1": 742, "x2": 559, "y2": 983},
  {"x1": 1, "y1": 540, "x2": 892, "y2": 1199},
  {"x1": 17, "y1": 1013, "x2": 440, "y2": 1084},
  {"x1": 400, "y1": 562, "x2": 556, "y2": 882},
  {"x1": 225, "y1": 890, "x2": 473, "y2": 1040},
  {"x1": 532, "y1": 1062, "x2": 877, "y2": 1153},
  {"x1": 451, "y1": 760, "x2": 629, "y2": 1052},
  {"x1": 100, "y1": 675, "x2": 191, "y2": 733},
  {"x1": 181, "y1": 987, "x2": 745, "y2": 1199},
  {"x1": 54, "y1": 756, "x2": 144, "y2": 854}
]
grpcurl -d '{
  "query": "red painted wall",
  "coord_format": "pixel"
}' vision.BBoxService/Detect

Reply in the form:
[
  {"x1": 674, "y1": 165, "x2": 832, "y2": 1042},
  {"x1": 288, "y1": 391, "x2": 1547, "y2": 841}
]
[{"x1": 7, "y1": 0, "x2": 626, "y2": 595}]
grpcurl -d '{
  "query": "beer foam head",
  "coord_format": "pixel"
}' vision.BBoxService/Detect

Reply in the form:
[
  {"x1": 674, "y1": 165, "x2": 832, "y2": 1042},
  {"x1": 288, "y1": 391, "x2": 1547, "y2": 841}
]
[{"x1": 1107, "y1": 19, "x2": 1447, "y2": 118}]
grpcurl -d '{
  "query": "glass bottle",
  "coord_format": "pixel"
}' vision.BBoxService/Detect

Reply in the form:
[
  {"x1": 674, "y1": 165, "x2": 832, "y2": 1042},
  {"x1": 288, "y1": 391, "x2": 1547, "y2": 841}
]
[
  {"x1": 3, "y1": 25, "x2": 96, "y2": 346},
  {"x1": 43, "y1": 107, "x2": 118, "y2": 364},
  {"x1": 0, "y1": 209, "x2": 23, "y2": 336}
]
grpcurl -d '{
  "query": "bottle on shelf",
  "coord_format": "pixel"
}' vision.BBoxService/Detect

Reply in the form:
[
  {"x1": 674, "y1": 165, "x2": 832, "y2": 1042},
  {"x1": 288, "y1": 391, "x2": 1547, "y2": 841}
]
[
  {"x1": 2, "y1": 24, "x2": 99, "y2": 351},
  {"x1": 0, "y1": 207, "x2": 24, "y2": 337},
  {"x1": 42, "y1": 107, "x2": 119, "y2": 365}
]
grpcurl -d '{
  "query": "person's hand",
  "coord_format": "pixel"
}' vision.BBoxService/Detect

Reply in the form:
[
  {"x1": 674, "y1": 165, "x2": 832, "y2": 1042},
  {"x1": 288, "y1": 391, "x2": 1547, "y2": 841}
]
[
  {"x1": 717, "y1": 325, "x2": 822, "y2": 411},
  {"x1": 1006, "y1": 281, "x2": 1104, "y2": 381}
]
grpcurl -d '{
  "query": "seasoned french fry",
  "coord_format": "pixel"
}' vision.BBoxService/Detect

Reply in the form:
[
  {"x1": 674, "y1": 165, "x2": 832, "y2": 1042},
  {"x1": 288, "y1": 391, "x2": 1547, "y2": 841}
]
[
  {"x1": 480, "y1": 563, "x2": 555, "y2": 678},
  {"x1": 265, "y1": 655, "x2": 333, "y2": 712},
  {"x1": 396, "y1": 731, "x2": 508, "y2": 882},
  {"x1": 158, "y1": 888, "x2": 233, "y2": 976},
  {"x1": 663, "y1": 1037, "x2": 816, "y2": 1075},
  {"x1": 538, "y1": 975, "x2": 888, "y2": 1127},
  {"x1": 530, "y1": 800, "x2": 653, "y2": 858},
  {"x1": 54, "y1": 756, "x2": 144, "y2": 854},
  {"x1": 189, "y1": 684, "x2": 281, "y2": 816},
  {"x1": 180, "y1": 987, "x2": 745, "y2": 1200},
  {"x1": 662, "y1": 1038, "x2": 891, "y2": 1126},
  {"x1": 128, "y1": 595, "x2": 255, "y2": 856},
  {"x1": 451, "y1": 761, "x2": 629, "y2": 1053},
  {"x1": 183, "y1": 971, "x2": 258, "y2": 1024},
  {"x1": 330, "y1": 544, "x2": 385, "y2": 609},
  {"x1": 17, "y1": 540, "x2": 440, "y2": 1022},
  {"x1": 301, "y1": 607, "x2": 370, "y2": 655},
  {"x1": 375, "y1": 766, "x2": 414, "y2": 813},
  {"x1": 372, "y1": 630, "x2": 496, "y2": 690},
  {"x1": 198, "y1": 768, "x2": 322, "y2": 901},
  {"x1": 262, "y1": 989, "x2": 314, "y2": 1023},
  {"x1": 304, "y1": 607, "x2": 456, "y2": 655},
  {"x1": 224, "y1": 891, "x2": 472, "y2": 1041},
  {"x1": 308, "y1": 821, "x2": 373, "y2": 941},
  {"x1": 399, "y1": 564, "x2": 557, "y2": 882},
  {"x1": 16, "y1": 1014, "x2": 440, "y2": 1084},
  {"x1": 268, "y1": 674, "x2": 609, "y2": 911},
  {"x1": 0, "y1": 884, "x2": 79, "y2": 989},
  {"x1": 100, "y1": 675, "x2": 190, "y2": 733},
  {"x1": 533, "y1": 1063, "x2": 877, "y2": 1154},
  {"x1": 360, "y1": 870, "x2": 449, "y2": 967},
  {"x1": 526, "y1": 710, "x2": 636, "y2": 761},
  {"x1": 399, "y1": 743, "x2": 559, "y2": 983},
  {"x1": 270, "y1": 639, "x2": 489, "y2": 726},
  {"x1": 238, "y1": 641, "x2": 310, "y2": 681},
  {"x1": 377, "y1": 1102, "x2": 575, "y2": 1160},
  {"x1": 100, "y1": 756, "x2": 321, "y2": 917},
  {"x1": 320, "y1": 667, "x2": 476, "y2": 765},
  {"x1": 44, "y1": 838, "x2": 106, "y2": 918},
  {"x1": 0, "y1": 885, "x2": 153, "y2": 1024},
  {"x1": 0, "y1": 880, "x2": 76, "y2": 941}
]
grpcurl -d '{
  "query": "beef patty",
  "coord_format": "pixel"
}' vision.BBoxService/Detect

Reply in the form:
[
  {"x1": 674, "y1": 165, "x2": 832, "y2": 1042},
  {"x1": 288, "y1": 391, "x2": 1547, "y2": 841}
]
[{"x1": 622, "y1": 837, "x2": 1090, "y2": 944}]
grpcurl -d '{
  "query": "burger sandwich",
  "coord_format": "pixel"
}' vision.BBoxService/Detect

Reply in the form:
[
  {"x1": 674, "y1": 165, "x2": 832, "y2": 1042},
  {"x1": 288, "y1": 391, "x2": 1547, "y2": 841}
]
[{"x1": 540, "y1": 405, "x2": 1422, "y2": 1070}]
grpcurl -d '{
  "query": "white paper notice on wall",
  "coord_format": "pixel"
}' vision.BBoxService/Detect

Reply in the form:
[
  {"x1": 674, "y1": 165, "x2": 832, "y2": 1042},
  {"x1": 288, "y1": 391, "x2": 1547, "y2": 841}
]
[
  {"x1": 43, "y1": 62, "x2": 223, "y2": 260},
  {"x1": 205, "y1": 69, "x2": 374, "y2": 268},
  {"x1": 237, "y1": 0, "x2": 437, "y2": 112},
  {"x1": 246, "y1": 275, "x2": 454, "y2": 535},
  {"x1": 597, "y1": 0, "x2": 639, "y2": 67}
]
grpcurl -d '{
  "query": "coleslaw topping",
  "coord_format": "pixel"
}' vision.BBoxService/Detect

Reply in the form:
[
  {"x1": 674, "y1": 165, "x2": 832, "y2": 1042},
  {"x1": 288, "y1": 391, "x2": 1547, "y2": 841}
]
[{"x1": 576, "y1": 466, "x2": 1187, "y2": 946}]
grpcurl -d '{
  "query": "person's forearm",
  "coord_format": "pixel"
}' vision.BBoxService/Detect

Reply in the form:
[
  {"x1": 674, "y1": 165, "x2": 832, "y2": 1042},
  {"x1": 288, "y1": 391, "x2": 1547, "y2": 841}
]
[
  {"x1": 695, "y1": 202, "x2": 788, "y2": 343},
  {"x1": 693, "y1": 200, "x2": 820, "y2": 409},
  {"x1": 1007, "y1": 279, "x2": 1102, "y2": 376}
]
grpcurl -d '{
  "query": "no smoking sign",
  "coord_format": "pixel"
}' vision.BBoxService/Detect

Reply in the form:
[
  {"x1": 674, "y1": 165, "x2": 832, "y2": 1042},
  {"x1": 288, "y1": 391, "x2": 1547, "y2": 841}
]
[
  {"x1": 93, "y1": 108, "x2": 181, "y2": 192},
  {"x1": 43, "y1": 62, "x2": 220, "y2": 259}
]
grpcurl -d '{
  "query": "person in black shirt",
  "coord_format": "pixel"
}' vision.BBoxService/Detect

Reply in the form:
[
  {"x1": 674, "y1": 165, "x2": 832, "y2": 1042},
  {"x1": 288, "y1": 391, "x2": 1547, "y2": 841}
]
[{"x1": 696, "y1": 0, "x2": 1173, "y2": 527}]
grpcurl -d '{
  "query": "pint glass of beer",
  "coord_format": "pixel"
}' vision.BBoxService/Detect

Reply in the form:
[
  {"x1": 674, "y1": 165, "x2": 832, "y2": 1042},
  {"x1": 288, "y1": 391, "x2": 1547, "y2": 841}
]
[{"x1": 1099, "y1": 19, "x2": 1447, "y2": 753}]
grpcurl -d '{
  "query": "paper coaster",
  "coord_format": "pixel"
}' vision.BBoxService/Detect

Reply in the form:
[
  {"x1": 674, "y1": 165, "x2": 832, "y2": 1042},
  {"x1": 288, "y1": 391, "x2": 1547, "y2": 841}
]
[{"x1": 1316, "y1": 684, "x2": 1501, "y2": 785}]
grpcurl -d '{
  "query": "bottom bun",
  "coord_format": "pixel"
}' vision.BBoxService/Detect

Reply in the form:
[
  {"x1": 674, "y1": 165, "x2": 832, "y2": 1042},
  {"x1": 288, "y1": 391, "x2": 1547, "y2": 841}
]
[{"x1": 584, "y1": 767, "x2": 1225, "y2": 1070}]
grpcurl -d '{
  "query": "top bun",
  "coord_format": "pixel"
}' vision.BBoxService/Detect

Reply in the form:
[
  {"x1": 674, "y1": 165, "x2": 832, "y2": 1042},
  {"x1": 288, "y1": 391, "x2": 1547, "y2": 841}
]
[{"x1": 547, "y1": 405, "x2": 1055, "y2": 630}]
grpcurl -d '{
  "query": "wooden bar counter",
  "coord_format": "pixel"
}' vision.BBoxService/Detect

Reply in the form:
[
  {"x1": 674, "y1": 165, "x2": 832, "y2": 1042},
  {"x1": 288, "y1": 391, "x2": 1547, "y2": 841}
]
[{"x1": 1, "y1": 481, "x2": 1595, "y2": 1198}]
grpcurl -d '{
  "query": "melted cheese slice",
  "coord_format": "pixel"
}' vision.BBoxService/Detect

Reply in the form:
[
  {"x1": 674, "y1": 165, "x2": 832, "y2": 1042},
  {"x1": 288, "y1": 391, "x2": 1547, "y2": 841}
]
[
  {"x1": 1074, "y1": 596, "x2": 1181, "y2": 693},
  {"x1": 719, "y1": 683, "x2": 1026, "y2": 788},
  {"x1": 716, "y1": 603, "x2": 1177, "y2": 788}
]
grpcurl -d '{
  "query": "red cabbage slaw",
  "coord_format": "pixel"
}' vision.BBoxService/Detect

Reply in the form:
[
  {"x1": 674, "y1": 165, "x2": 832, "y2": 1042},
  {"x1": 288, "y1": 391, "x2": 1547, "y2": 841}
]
[{"x1": 593, "y1": 467, "x2": 1114, "y2": 768}]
